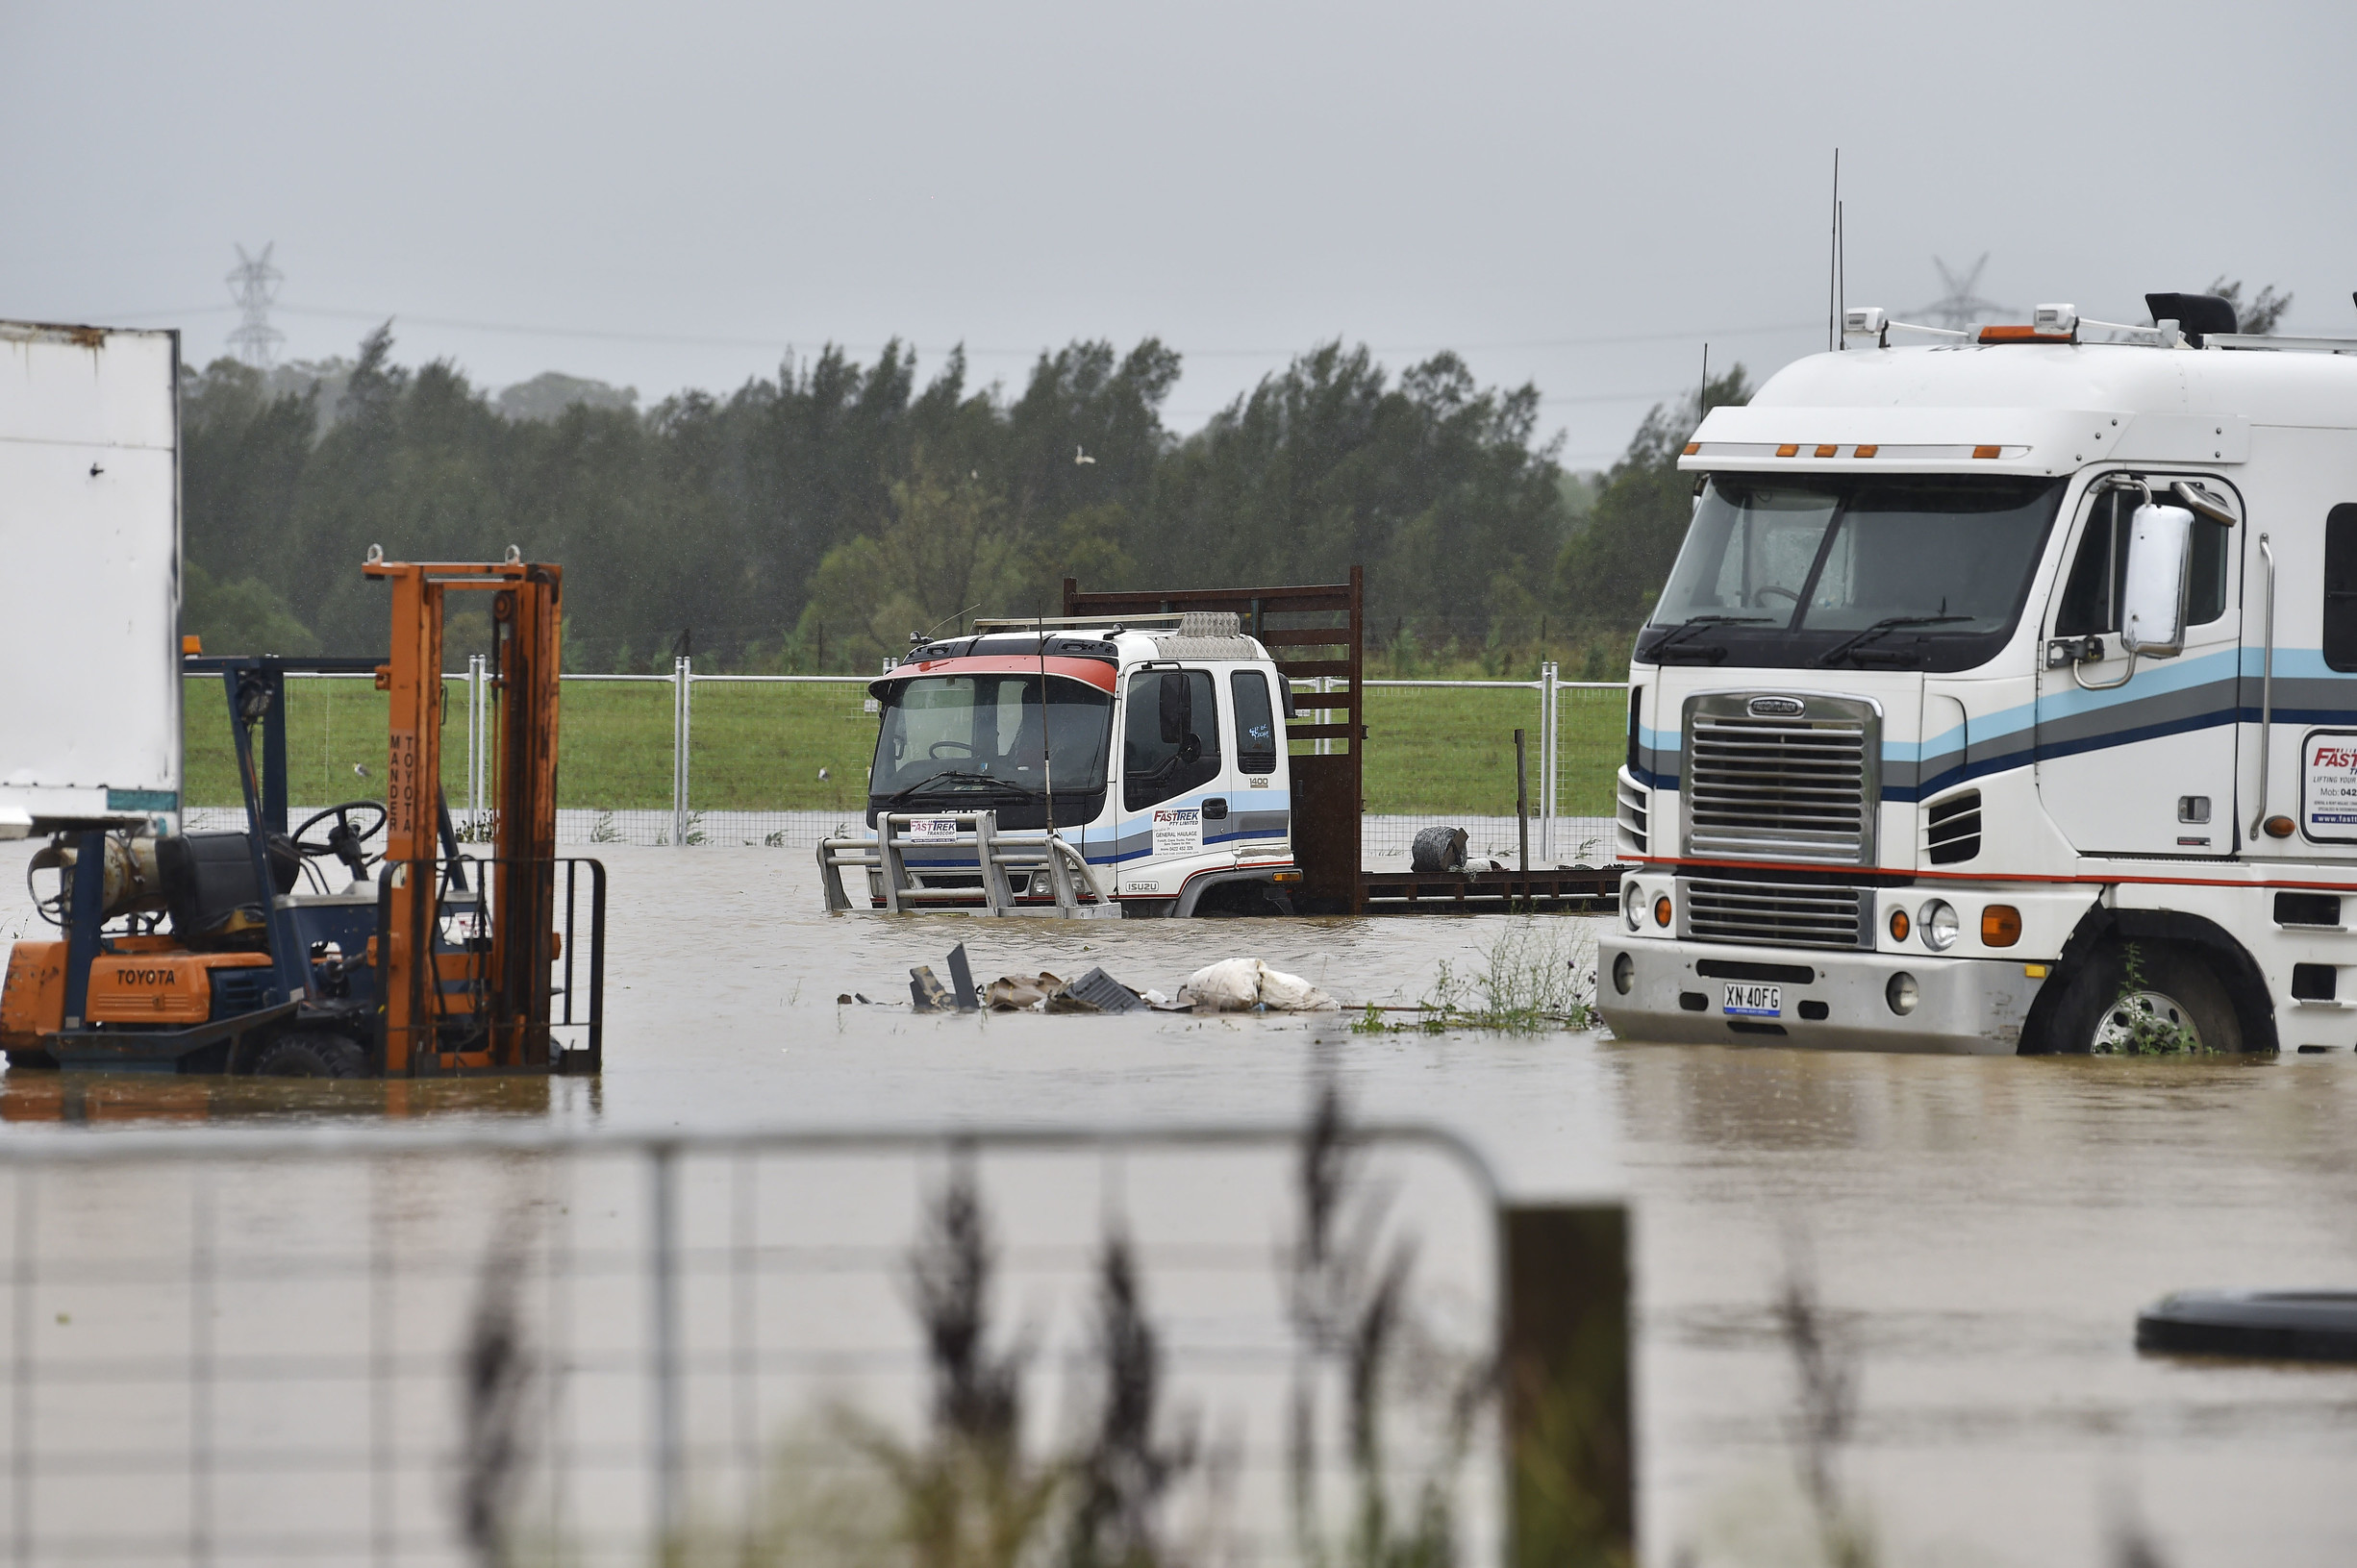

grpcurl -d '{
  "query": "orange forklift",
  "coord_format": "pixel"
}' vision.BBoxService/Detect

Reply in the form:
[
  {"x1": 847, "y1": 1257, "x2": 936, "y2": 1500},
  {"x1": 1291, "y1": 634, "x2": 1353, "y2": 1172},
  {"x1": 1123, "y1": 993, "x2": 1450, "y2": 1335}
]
[{"x1": 0, "y1": 550, "x2": 604, "y2": 1076}]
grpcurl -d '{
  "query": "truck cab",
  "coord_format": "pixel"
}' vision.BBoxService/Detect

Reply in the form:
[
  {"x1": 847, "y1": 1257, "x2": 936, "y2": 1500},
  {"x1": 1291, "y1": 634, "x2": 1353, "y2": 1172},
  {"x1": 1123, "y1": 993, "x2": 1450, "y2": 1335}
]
[
  {"x1": 857, "y1": 610, "x2": 1300, "y2": 915},
  {"x1": 1599, "y1": 296, "x2": 2357, "y2": 1055}
]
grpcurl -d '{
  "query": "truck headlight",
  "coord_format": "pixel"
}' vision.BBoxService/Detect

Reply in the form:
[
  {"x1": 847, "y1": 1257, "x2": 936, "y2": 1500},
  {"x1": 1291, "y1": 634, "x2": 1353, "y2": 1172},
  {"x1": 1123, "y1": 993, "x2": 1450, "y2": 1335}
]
[
  {"x1": 1919, "y1": 900, "x2": 1960, "y2": 952},
  {"x1": 1622, "y1": 881, "x2": 1646, "y2": 931}
]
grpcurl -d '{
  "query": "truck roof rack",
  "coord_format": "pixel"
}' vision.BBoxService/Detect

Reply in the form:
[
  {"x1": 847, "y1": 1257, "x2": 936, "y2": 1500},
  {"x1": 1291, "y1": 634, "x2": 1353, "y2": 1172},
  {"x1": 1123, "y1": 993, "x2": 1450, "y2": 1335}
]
[
  {"x1": 969, "y1": 613, "x2": 1182, "y2": 630},
  {"x1": 2206, "y1": 334, "x2": 2357, "y2": 355}
]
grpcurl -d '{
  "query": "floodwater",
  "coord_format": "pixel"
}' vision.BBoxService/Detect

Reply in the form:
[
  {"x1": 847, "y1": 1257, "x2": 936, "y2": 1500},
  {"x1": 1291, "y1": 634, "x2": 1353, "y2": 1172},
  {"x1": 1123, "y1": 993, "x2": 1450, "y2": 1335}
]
[{"x1": 4, "y1": 840, "x2": 2356, "y2": 1566}]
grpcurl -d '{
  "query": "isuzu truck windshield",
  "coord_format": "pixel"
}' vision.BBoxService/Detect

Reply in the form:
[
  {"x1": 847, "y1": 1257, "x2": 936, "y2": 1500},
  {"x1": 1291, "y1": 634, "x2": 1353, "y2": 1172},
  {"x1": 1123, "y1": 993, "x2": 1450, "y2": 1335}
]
[
  {"x1": 869, "y1": 674, "x2": 1113, "y2": 821},
  {"x1": 1640, "y1": 474, "x2": 2065, "y2": 670}
]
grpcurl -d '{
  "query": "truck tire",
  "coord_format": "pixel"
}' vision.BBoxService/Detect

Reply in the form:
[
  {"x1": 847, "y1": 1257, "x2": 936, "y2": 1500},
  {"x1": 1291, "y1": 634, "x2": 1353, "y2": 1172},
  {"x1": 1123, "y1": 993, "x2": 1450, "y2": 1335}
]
[
  {"x1": 250, "y1": 1031, "x2": 367, "y2": 1078},
  {"x1": 2044, "y1": 939, "x2": 2244, "y2": 1055}
]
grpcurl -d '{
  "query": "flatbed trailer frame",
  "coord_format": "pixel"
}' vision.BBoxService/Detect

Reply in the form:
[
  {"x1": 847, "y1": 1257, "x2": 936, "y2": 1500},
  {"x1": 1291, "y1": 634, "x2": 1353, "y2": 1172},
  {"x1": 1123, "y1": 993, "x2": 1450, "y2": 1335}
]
[{"x1": 1063, "y1": 569, "x2": 1624, "y2": 916}]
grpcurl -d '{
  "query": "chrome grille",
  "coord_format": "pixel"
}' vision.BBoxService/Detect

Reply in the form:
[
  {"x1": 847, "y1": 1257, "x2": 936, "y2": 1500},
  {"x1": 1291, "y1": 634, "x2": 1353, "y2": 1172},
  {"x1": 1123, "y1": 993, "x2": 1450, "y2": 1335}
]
[
  {"x1": 1683, "y1": 693, "x2": 1879, "y2": 864},
  {"x1": 1682, "y1": 879, "x2": 1872, "y2": 950}
]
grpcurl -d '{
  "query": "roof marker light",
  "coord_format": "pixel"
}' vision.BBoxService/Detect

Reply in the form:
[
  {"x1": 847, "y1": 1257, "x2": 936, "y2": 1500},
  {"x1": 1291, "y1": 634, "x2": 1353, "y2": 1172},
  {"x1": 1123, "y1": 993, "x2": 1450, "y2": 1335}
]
[
  {"x1": 1775, "y1": 443, "x2": 1799, "y2": 458},
  {"x1": 1973, "y1": 445, "x2": 2002, "y2": 460},
  {"x1": 1854, "y1": 444, "x2": 1878, "y2": 458},
  {"x1": 1815, "y1": 444, "x2": 1838, "y2": 458},
  {"x1": 1683, "y1": 442, "x2": 1699, "y2": 456}
]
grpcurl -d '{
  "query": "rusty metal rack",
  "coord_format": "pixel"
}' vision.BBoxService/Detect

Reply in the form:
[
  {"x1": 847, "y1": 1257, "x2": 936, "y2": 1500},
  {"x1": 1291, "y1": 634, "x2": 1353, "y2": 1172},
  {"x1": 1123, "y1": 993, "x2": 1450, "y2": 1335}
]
[
  {"x1": 1360, "y1": 865, "x2": 1623, "y2": 914},
  {"x1": 1064, "y1": 568, "x2": 1628, "y2": 916}
]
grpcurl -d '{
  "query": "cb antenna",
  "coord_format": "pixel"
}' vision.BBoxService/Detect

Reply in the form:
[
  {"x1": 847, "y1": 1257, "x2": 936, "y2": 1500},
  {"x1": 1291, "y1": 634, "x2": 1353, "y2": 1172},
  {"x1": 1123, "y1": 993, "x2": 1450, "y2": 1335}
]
[{"x1": 1827, "y1": 149, "x2": 1842, "y2": 351}]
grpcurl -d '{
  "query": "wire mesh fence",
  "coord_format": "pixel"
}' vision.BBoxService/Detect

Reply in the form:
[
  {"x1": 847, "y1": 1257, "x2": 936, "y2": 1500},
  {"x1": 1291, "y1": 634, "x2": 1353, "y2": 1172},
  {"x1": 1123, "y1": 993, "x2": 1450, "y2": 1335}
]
[
  {"x1": 180, "y1": 670, "x2": 1629, "y2": 865},
  {"x1": 0, "y1": 1119, "x2": 1513, "y2": 1568}
]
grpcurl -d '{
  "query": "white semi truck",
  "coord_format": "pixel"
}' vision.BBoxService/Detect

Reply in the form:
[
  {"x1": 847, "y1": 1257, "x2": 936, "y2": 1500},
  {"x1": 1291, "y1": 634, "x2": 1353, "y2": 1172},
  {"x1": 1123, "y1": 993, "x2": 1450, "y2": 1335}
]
[{"x1": 1599, "y1": 292, "x2": 2357, "y2": 1055}]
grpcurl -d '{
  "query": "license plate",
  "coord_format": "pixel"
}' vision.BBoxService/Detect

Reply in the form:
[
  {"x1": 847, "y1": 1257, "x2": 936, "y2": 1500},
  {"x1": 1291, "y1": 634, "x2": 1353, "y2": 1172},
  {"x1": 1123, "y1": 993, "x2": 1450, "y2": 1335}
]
[{"x1": 1723, "y1": 983, "x2": 1781, "y2": 1017}]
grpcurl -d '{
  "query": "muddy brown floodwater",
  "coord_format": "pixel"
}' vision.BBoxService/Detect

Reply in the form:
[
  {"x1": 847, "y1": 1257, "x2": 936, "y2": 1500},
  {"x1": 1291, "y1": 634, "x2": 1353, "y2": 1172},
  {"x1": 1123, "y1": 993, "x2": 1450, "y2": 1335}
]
[{"x1": 3, "y1": 839, "x2": 2355, "y2": 1566}]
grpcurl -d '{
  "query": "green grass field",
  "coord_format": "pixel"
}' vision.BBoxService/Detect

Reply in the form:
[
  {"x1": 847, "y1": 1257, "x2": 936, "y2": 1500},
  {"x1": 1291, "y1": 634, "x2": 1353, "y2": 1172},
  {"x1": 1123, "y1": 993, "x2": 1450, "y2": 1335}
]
[{"x1": 181, "y1": 676, "x2": 1626, "y2": 817}]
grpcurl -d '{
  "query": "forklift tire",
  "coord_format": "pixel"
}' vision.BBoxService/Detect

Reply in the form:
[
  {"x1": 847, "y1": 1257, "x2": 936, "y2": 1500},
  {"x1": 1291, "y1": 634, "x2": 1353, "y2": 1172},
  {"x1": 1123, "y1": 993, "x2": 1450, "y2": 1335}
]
[{"x1": 250, "y1": 1032, "x2": 367, "y2": 1078}]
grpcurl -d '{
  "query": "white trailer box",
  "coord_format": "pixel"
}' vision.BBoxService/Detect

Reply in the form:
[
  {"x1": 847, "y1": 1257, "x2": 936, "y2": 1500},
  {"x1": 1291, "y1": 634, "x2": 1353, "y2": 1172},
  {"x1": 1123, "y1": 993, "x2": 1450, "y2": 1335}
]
[{"x1": 0, "y1": 322, "x2": 181, "y2": 838}]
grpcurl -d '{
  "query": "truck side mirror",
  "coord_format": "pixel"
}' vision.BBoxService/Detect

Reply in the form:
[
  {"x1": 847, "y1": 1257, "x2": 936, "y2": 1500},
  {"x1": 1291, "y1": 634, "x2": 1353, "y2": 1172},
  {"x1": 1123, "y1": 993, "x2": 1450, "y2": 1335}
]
[
  {"x1": 1159, "y1": 671, "x2": 1191, "y2": 744},
  {"x1": 2120, "y1": 503, "x2": 2194, "y2": 657}
]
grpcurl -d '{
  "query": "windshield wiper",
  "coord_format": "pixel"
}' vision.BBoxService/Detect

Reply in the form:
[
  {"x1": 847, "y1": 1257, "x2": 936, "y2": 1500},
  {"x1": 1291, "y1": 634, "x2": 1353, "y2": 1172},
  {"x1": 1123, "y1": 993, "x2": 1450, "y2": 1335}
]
[
  {"x1": 880, "y1": 769, "x2": 1040, "y2": 807},
  {"x1": 1642, "y1": 614, "x2": 1771, "y2": 663},
  {"x1": 1815, "y1": 615, "x2": 1971, "y2": 667}
]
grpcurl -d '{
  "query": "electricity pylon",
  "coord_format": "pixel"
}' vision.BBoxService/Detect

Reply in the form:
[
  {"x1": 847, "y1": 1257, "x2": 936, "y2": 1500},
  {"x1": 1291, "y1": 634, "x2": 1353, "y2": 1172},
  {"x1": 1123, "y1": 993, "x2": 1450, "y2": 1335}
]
[{"x1": 225, "y1": 242, "x2": 285, "y2": 368}]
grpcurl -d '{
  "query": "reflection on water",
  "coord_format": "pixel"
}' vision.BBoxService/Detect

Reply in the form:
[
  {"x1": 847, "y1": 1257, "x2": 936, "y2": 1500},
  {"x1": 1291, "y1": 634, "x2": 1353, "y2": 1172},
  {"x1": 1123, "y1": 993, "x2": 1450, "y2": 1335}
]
[
  {"x1": 5, "y1": 840, "x2": 2357, "y2": 1565},
  {"x1": 0, "y1": 1068, "x2": 583, "y2": 1126}
]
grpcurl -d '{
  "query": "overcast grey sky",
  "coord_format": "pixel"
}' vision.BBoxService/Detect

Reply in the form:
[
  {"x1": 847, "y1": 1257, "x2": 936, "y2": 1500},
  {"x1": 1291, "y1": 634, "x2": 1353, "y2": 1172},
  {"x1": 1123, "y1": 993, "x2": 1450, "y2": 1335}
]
[{"x1": 6, "y1": 0, "x2": 2352, "y2": 467}]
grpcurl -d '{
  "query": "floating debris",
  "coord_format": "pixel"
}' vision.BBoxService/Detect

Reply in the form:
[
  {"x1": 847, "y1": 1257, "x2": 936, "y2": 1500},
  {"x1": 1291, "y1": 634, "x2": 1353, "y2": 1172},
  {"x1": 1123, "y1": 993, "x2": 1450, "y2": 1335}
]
[
  {"x1": 2138, "y1": 1290, "x2": 2357, "y2": 1362},
  {"x1": 986, "y1": 972, "x2": 1065, "y2": 1010},
  {"x1": 1053, "y1": 966, "x2": 1146, "y2": 1014},
  {"x1": 909, "y1": 965, "x2": 951, "y2": 1012},
  {"x1": 1176, "y1": 958, "x2": 1339, "y2": 1012}
]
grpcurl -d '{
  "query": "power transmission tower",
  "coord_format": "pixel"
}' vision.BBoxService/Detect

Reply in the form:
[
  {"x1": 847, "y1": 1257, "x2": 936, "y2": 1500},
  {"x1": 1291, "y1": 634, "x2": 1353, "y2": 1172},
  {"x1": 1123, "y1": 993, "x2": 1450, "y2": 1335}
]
[
  {"x1": 1916, "y1": 254, "x2": 2009, "y2": 333},
  {"x1": 225, "y1": 242, "x2": 285, "y2": 368}
]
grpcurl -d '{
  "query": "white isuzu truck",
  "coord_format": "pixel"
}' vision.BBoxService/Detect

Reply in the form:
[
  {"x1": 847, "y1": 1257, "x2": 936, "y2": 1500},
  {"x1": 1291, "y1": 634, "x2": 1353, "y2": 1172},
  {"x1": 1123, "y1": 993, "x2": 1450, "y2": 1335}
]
[
  {"x1": 1599, "y1": 292, "x2": 2357, "y2": 1055},
  {"x1": 818, "y1": 612, "x2": 1303, "y2": 916}
]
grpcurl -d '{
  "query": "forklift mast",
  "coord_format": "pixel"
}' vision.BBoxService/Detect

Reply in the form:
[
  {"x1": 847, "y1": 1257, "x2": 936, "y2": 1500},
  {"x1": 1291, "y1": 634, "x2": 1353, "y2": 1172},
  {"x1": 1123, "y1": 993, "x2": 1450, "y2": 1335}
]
[{"x1": 369, "y1": 550, "x2": 564, "y2": 1073}]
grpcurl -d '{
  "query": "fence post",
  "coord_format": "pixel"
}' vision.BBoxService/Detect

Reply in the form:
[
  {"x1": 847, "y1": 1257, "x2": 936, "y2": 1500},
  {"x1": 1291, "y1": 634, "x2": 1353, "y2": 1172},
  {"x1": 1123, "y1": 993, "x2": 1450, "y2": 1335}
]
[
  {"x1": 671, "y1": 657, "x2": 692, "y2": 848},
  {"x1": 1539, "y1": 662, "x2": 1558, "y2": 864},
  {"x1": 1500, "y1": 1204, "x2": 1632, "y2": 1568},
  {"x1": 12, "y1": 1170, "x2": 36, "y2": 1567},
  {"x1": 1515, "y1": 728, "x2": 1530, "y2": 884},
  {"x1": 649, "y1": 1144, "x2": 683, "y2": 1549},
  {"x1": 467, "y1": 654, "x2": 487, "y2": 835}
]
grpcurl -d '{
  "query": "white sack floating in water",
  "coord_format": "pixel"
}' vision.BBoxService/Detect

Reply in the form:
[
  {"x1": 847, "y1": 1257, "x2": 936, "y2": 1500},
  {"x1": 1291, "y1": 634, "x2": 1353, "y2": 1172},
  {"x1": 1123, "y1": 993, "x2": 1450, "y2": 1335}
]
[{"x1": 1176, "y1": 958, "x2": 1340, "y2": 1012}]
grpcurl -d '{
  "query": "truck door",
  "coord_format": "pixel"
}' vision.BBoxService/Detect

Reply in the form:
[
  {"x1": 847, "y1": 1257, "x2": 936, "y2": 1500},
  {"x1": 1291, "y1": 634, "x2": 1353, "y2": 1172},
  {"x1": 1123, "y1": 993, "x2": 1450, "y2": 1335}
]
[
  {"x1": 1223, "y1": 667, "x2": 1288, "y2": 862},
  {"x1": 2034, "y1": 480, "x2": 2242, "y2": 854},
  {"x1": 1115, "y1": 667, "x2": 1232, "y2": 900}
]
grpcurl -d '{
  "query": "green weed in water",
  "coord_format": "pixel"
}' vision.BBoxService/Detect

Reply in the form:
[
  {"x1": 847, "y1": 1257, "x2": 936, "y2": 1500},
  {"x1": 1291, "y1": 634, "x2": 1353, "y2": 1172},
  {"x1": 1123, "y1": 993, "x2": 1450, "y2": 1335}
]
[
  {"x1": 2094, "y1": 943, "x2": 2213, "y2": 1057},
  {"x1": 1355, "y1": 920, "x2": 1599, "y2": 1033}
]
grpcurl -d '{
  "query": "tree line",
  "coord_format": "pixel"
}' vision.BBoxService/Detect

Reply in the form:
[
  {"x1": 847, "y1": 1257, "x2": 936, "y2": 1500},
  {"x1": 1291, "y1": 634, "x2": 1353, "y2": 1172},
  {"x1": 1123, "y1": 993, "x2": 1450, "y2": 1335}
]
[{"x1": 181, "y1": 324, "x2": 1745, "y2": 677}]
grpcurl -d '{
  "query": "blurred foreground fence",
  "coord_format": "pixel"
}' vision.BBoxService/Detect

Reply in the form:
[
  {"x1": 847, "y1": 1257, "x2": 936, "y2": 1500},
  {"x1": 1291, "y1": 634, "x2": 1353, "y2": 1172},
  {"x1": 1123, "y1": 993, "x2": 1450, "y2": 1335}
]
[
  {"x1": 0, "y1": 1116, "x2": 1627, "y2": 1567},
  {"x1": 181, "y1": 667, "x2": 1629, "y2": 864}
]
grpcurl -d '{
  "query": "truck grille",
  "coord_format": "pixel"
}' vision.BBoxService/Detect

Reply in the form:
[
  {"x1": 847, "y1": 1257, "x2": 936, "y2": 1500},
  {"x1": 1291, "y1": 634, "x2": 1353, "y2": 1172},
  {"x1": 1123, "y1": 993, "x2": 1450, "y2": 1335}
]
[
  {"x1": 1681, "y1": 879, "x2": 1872, "y2": 950},
  {"x1": 1682, "y1": 693, "x2": 1879, "y2": 864}
]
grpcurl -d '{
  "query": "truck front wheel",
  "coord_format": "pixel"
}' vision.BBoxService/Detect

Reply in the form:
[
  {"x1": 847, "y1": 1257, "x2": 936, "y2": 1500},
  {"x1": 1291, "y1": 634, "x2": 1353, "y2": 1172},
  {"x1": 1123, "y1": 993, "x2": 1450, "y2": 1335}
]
[{"x1": 2044, "y1": 939, "x2": 2244, "y2": 1055}]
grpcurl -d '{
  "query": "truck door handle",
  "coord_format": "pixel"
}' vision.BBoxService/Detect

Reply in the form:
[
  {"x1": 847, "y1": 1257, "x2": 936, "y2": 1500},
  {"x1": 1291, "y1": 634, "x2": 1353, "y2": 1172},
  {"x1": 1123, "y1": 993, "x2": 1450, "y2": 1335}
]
[{"x1": 1203, "y1": 798, "x2": 1228, "y2": 820}]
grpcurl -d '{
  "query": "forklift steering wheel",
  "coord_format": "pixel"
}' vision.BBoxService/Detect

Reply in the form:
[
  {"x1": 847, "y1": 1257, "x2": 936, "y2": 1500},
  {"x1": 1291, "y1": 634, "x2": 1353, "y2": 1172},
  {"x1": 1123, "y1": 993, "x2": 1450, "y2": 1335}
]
[{"x1": 291, "y1": 801, "x2": 388, "y2": 862}]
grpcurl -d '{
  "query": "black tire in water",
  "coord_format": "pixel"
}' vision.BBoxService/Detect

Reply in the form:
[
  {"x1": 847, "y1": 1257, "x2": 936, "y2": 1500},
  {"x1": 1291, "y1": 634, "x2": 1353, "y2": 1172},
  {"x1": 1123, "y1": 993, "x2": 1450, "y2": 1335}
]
[
  {"x1": 250, "y1": 1031, "x2": 367, "y2": 1078},
  {"x1": 2043, "y1": 938, "x2": 2244, "y2": 1055}
]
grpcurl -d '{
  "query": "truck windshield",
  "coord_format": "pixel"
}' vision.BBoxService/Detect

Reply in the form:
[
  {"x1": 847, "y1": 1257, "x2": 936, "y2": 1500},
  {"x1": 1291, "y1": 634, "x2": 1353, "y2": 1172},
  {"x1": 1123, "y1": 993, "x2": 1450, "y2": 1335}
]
[
  {"x1": 1642, "y1": 474, "x2": 2065, "y2": 669},
  {"x1": 870, "y1": 674, "x2": 1113, "y2": 799}
]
